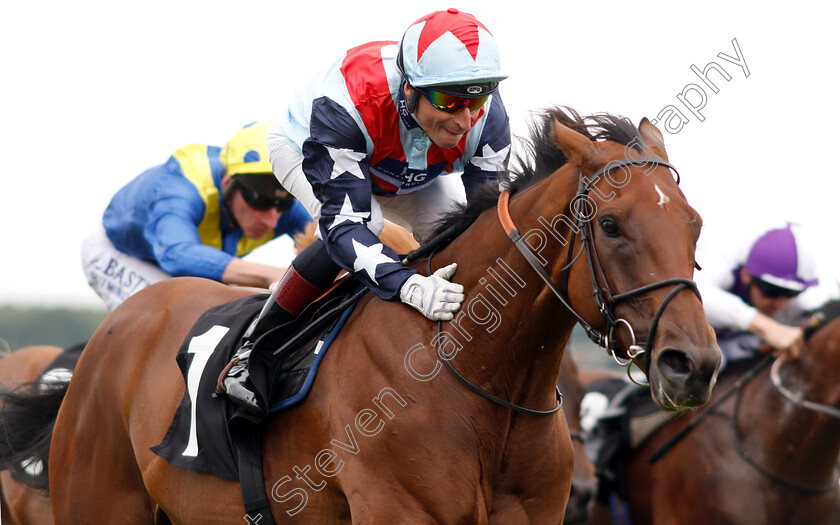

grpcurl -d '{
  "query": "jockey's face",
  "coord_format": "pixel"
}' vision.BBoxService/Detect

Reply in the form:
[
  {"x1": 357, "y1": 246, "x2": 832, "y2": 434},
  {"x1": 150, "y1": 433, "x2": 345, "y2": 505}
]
[
  {"x1": 406, "y1": 84, "x2": 477, "y2": 149},
  {"x1": 225, "y1": 178, "x2": 281, "y2": 239},
  {"x1": 740, "y1": 268, "x2": 793, "y2": 317}
]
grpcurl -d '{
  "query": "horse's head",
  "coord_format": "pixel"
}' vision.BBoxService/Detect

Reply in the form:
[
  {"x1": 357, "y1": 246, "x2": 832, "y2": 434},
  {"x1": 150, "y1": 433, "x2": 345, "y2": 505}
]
[{"x1": 551, "y1": 112, "x2": 720, "y2": 410}]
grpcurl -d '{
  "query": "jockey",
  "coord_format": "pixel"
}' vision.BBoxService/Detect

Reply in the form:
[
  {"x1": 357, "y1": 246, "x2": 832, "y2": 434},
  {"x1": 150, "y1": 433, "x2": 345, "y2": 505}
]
[
  {"x1": 221, "y1": 8, "x2": 512, "y2": 414},
  {"x1": 694, "y1": 222, "x2": 839, "y2": 368},
  {"x1": 82, "y1": 121, "x2": 313, "y2": 311}
]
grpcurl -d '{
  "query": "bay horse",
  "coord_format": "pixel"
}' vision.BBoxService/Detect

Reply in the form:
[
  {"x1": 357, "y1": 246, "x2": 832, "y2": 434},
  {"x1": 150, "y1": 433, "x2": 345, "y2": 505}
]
[
  {"x1": 589, "y1": 302, "x2": 840, "y2": 525},
  {"x1": 0, "y1": 345, "x2": 62, "y2": 525},
  {"x1": 47, "y1": 107, "x2": 719, "y2": 523}
]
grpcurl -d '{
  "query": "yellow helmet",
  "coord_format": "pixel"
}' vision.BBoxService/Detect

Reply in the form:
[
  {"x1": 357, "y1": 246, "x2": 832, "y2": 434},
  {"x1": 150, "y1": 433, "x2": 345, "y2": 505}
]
[
  {"x1": 220, "y1": 120, "x2": 295, "y2": 212},
  {"x1": 221, "y1": 120, "x2": 273, "y2": 178}
]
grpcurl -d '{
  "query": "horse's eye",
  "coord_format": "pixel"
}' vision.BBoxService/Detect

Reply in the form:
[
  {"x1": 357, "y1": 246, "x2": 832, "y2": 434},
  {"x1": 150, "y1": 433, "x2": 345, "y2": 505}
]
[{"x1": 600, "y1": 217, "x2": 621, "y2": 237}]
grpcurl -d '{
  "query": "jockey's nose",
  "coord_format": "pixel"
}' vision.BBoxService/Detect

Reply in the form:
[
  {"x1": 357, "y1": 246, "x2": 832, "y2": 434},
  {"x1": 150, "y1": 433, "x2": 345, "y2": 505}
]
[
  {"x1": 261, "y1": 209, "x2": 281, "y2": 228},
  {"x1": 453, "y1": 107, "x2": 473, "y2": 131}
]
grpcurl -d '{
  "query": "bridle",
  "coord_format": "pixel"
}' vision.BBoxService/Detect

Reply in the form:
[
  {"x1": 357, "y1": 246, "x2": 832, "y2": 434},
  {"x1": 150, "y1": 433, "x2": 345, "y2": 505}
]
[
  {"x1": 770, "y1": 356, "x2": 840, "y2": 419},
  {"x1": 500, "y1": 156, "x2": 701, "y2": 384},
  {"x1": 431, "y1": 154, "x2": 702, "y2": 416}
]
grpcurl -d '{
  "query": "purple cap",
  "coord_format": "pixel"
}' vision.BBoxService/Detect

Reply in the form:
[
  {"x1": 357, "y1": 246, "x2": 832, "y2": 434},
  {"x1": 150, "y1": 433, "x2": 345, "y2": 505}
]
[{"x1": 745, "y1": 224, "x2": 819, "y2": 292}]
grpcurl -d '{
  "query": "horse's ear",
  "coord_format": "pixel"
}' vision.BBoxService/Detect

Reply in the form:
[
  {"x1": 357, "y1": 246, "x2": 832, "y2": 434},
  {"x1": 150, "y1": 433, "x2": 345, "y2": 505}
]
[
  {"x1": 639, "y1": 118, "x2": 669, "y2": 161},
  {"x1": 553, "y1": 120, "x2": 593, "y2": 163}
]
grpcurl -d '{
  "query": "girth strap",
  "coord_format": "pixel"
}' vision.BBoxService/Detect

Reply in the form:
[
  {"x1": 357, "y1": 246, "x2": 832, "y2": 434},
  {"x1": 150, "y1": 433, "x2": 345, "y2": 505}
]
[{"x1": 233, "y1": 423, "x2": 277, "y2": 525}]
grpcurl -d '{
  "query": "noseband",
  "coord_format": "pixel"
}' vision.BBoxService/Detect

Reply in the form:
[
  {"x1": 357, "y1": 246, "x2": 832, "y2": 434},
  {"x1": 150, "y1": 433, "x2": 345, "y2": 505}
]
[{"x1": 499, "y1": 156, "x2": 701, "y2": 384}]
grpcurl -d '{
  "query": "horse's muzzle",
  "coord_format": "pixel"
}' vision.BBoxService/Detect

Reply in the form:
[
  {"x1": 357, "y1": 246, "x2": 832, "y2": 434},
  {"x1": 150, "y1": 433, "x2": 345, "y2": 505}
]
[{"x1": 651, "y1": 346, "x2": 719, "y2": 410}]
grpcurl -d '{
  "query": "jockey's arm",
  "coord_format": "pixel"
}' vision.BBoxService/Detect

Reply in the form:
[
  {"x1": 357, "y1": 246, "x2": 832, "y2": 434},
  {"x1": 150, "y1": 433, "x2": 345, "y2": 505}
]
[
  {"x1": 747, "y1": 313, "x2": 804, "y2": 359},
  {"x1": 221, "y1": 258, "x2": 286, "y2": 290},
  {"x1": 299, "y1": 105, "x2": 417, "y2": 300},
  {"x1": 379, "y1": 221, "x2": 419, "y2": 254}
]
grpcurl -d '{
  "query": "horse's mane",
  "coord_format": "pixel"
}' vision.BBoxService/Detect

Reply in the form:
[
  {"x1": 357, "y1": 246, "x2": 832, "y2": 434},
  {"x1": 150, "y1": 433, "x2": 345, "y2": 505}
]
[{"x1": 408, "y1": 106, "x2": 645, "y2": 260}]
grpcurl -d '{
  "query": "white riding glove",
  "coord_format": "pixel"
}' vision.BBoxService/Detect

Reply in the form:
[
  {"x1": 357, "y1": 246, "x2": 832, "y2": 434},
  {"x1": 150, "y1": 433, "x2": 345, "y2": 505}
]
[{"x1": 399, "y1": 263, "x2": 465, "y2": 321}]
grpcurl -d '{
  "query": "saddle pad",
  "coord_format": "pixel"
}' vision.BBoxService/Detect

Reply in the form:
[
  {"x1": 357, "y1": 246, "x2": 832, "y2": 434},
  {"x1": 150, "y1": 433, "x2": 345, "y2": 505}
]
[
  {"x1": 152, "y1": 291, "x2": 361, "y2": 481},
  {"x1": 41, "y1": 341, "x2": 85, "y2": 381}
]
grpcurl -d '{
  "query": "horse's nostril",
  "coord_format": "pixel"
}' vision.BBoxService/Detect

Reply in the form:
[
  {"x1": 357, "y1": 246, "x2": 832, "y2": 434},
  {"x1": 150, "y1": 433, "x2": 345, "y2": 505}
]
[{"x1": 658, "y1": 349, "x2": 693, "y2": 376}]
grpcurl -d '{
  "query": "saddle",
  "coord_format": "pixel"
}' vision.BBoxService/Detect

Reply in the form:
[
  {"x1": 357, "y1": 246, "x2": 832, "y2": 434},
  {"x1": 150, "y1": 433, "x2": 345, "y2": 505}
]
[{"x1": 152, "y1": 276, "x2": 367, "y2": 481}]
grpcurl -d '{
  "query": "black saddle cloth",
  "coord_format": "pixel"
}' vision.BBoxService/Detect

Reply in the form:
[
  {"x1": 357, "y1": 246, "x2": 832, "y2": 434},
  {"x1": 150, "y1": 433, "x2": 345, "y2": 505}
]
[{"x1": 152, "y1": 279, "x2": 366, "y2": 480}]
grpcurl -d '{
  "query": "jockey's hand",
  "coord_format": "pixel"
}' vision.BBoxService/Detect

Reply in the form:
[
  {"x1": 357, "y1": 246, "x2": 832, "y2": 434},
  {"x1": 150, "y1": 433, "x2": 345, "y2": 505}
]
[
  {"x1": 400, "y1": 263, "x2": 465, "y2": 321},
  {"x1": 750, "y1": 313, "x2": 804, "y2": 360}
]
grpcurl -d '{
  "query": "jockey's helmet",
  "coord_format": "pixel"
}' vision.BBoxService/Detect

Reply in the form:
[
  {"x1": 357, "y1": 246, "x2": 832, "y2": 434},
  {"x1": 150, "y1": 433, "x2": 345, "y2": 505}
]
[
  {"x1": 222, "y1": 121, "x2": 293, "y2": 212},
  {"x1": 397, "y1": 8, "x2": 507, "y2": 98},
  {"x1": 221, "y1": 120, "x2": 273, "y2": 178},
  {"x1": 745, "y1": 224, "x2": 819, "y2": 293}
]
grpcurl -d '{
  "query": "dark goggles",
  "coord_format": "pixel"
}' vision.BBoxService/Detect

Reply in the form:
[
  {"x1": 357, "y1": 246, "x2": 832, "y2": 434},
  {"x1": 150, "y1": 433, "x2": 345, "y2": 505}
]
[
  {"x1": 238, "y1": 183, "x2": 294, "y2": 213},
  {"x1": 417, "y1": 87, "x2": 490, "y2": 114},
  {"x1": 752, "y1": 277, "x2": 803, "y2": 299}
]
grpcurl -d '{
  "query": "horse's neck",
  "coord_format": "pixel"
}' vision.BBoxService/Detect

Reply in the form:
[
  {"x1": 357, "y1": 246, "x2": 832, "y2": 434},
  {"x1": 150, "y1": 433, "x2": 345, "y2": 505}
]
[
  {"x1": 431, "y1": 168, "x2": 580, "y2": 408},
  {"x1": 742, "y1": 352, "x2": 840, "y2": 482}
]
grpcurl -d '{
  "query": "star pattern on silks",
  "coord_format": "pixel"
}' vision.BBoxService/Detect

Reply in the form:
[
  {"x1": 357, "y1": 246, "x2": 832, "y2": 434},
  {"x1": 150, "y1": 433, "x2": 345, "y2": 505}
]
[
  {"x1": 469, "y1": 142, "x2": 510, "y2": 172},
  {"x1": 351, "y1": 239, "x2": 397, "y2": 285},
  {"x1": 329, "y1": 194, "x2": 369, "y2": 231},
  {"x1": 326, "y1": 146, "x2": 366, "y2": 180},
  {"x1": 416, "y1": 11, "x2": 487, "y2": 61}
]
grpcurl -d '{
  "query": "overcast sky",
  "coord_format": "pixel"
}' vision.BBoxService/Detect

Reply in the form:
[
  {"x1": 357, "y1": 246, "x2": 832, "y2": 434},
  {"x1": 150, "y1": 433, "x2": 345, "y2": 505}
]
[{"x1": 1, "y1": 1, "x2": 837, "y2": 309}]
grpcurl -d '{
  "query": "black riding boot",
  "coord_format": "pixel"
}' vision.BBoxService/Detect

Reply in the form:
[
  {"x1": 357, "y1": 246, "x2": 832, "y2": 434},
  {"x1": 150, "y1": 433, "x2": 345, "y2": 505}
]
[{"x1": 220, "y1": 240, "x2": 341, "y2": 415}]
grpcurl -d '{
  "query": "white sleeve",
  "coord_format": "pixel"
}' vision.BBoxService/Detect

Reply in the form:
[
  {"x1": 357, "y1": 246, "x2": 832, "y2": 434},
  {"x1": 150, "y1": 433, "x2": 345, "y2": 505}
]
[{"x1": 694, "y1": 229, "x2": 757, "y2": 331}]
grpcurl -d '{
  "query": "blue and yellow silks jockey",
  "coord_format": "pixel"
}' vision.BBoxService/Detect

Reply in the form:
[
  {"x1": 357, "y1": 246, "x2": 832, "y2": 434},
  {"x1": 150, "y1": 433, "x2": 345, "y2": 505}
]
[{"x1": 81, "y1": 121, "x2": 313, "y2": 311}]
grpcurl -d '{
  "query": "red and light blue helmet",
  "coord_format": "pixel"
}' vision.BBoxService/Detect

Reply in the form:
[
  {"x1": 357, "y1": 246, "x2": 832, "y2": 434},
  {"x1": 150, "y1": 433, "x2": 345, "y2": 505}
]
[
  {"x1": 745, "y1": 224, "x2": 819, "y2": 292},
  {"x1": 397, "y1": 8, "x2": 507, "y2": 96}
]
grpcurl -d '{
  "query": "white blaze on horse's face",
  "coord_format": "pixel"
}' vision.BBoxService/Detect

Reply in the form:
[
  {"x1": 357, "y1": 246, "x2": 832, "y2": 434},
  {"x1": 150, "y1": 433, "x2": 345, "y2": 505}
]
[{"x1": 654, "y1": 184, "x2": 670, "y2": 207}]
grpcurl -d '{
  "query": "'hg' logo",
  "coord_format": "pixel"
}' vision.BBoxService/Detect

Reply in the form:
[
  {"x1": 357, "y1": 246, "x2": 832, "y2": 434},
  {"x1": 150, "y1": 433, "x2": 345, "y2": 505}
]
[{"x1": 404, "y1": 171, "x2": 427, "y2": 187}]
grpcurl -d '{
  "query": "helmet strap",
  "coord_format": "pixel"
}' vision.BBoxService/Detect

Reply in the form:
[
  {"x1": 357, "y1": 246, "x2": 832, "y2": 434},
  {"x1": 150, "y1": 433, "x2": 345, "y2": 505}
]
[
  {"x1": 396, "y1": 40, "x2": 420, "y2": 114},
  {"x1": 405, "y1": 82, "x2": 421, "y2": 113}
]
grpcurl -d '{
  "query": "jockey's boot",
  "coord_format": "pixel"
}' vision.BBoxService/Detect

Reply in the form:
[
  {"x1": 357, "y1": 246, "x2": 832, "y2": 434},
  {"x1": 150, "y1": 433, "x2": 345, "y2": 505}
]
[{"x1": 219, "y1": 239, "x2": 341, "y2": 415}]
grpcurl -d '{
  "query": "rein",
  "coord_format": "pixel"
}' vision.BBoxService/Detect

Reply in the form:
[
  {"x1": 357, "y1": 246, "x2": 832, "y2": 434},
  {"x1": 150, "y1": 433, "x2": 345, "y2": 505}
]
[
  {"x1": 499, "y1": 157, "x2": 700, "y2": 384},
  {"x1": 770, "y1": 358, "x2": 840, "y2": 419},
  {"x1": 425, "y1": 256, "x2": 563, "y2": 416}
]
